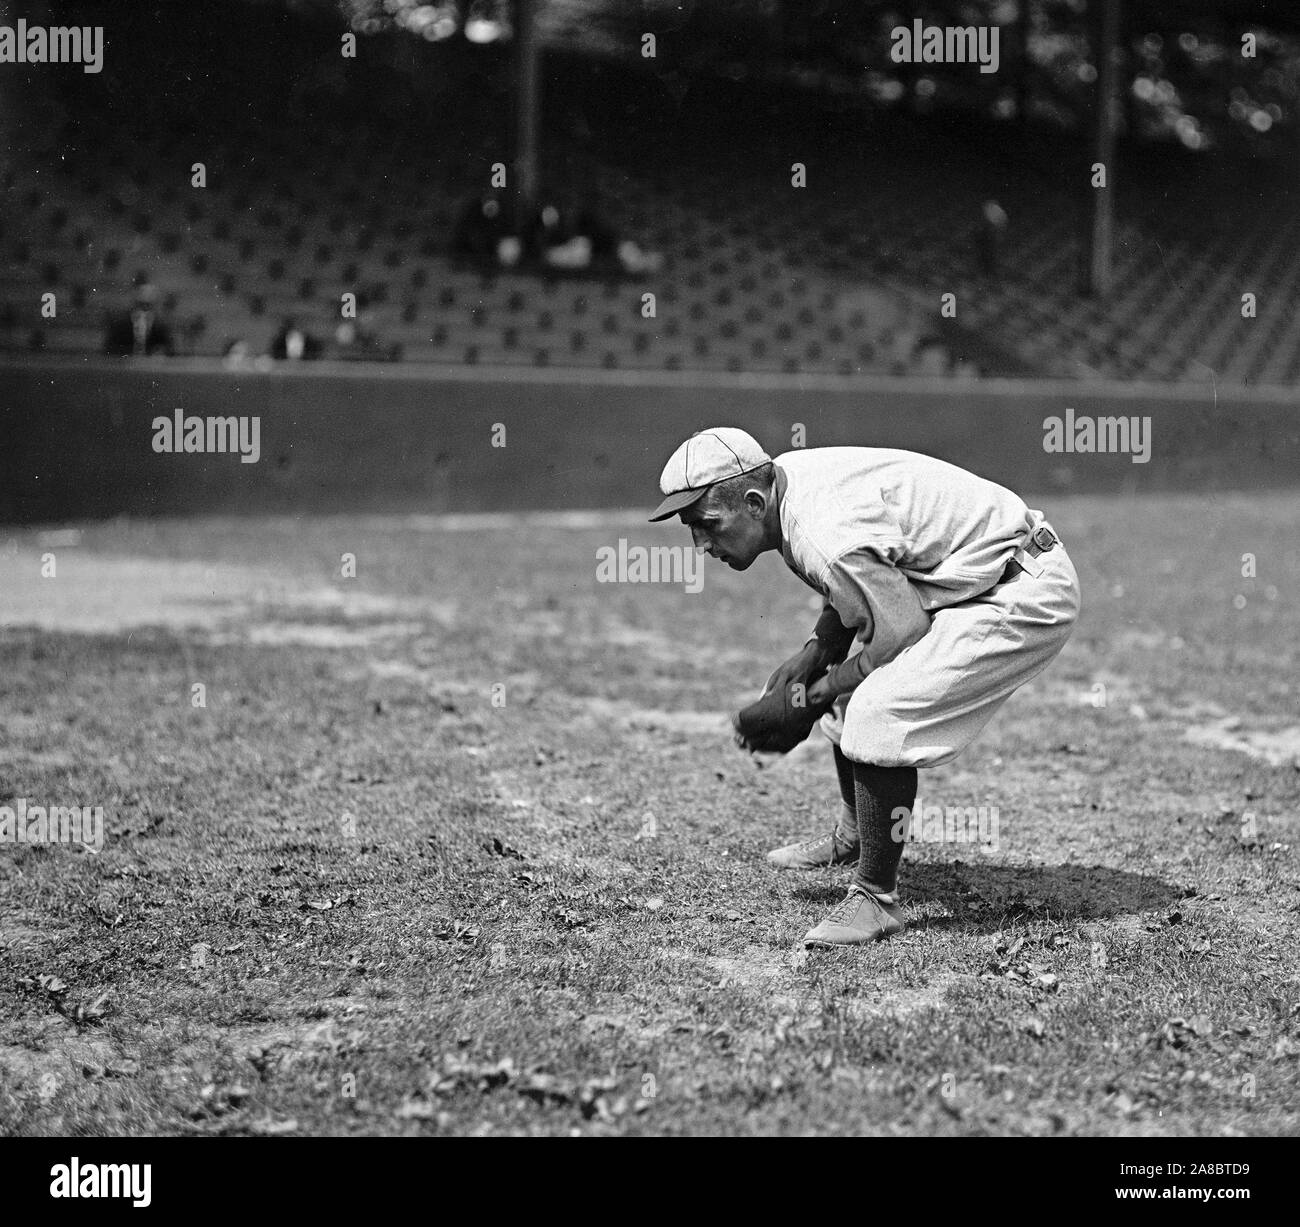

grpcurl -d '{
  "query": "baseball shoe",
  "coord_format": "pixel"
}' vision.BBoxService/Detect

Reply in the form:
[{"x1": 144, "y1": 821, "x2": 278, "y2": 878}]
[
  {"x1": 803, "y1": 887, "x2": 906, "y2": 947},
  {"x1": 767, "y1": 830, "x2": 859, "y2": 870}
]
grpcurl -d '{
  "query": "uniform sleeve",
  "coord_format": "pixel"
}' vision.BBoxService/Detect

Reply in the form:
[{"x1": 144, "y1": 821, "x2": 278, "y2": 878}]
[
  {"x1": 818, "y1": 546, "x2": 932, "y2": 693},
  {"x1": 807, "y1": 600, "x2": 856, "y2": 657}
]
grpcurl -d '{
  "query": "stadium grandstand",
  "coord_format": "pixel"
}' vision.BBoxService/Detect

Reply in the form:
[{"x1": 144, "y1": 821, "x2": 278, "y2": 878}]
[{"x1": 1, "y1": 0, "x2": 1297, "y2": 384}]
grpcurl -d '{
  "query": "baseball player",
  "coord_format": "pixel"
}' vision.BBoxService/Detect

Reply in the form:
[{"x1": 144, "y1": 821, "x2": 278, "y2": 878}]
[{"x1": 649, "y1": 427, "x2": 1081, "y2": 947}]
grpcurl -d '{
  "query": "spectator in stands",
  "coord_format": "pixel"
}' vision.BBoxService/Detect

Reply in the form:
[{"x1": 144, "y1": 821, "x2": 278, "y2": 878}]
[
  {"x1": 451, "y1": 190, "x2": 662, "y2": 275},
  {"x1": 269, "y1": 317, "x2": 322, "y2": 361},
  {"x1": 223, "y1": 339, "x2": 278, "y2": 371},
  {"x1": 525, "y1": 195, "x2": 663, "y2": 275},
  {"x1": 524, "y1": 199, "x2": 586, "y2": 268},
  {"x1": 332, "y1": 298, "x2": 399, "y2": 362},
  {"x1": 614, "y1": 235, "x2": 663, "y2": 276},
  {"x1": 495, "y1": 233, "x2": 524, "y2": 268},
  {"x1": 974, "y1": 199, "x2": 1009, "y2": 276},
  {"x1": 102, "y1": 282, "x2": 174, "y2": 356},
  {"x1": 573, "y1": 192, "x2": 664, "y2": 275}
]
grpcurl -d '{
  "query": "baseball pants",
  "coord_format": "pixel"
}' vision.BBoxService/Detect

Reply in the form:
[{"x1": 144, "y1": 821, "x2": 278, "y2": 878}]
[{"x1": 823, "y1": 526, "x2": 1081, "y2": 769}]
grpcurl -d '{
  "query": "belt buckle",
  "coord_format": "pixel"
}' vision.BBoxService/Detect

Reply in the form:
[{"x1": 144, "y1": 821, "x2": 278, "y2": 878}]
[{"x1": 1030, "y1": 525, "x2": 1056, "y2": 552}]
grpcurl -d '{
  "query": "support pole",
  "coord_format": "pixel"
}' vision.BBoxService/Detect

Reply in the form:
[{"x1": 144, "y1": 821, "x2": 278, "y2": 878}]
[
  {"x1": 1084, "y1": 0, "x2": 1122, "y2": 296},
  {"x1": 513, "y1": 0, "x2": 541, "y2": 229}
]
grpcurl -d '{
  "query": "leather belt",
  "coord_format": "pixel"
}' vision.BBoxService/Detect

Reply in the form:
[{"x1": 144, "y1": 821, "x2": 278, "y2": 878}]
[
  {"x1": 1000, "y1": 525, "x2": 1059, "y2": 583},
  {"x1": 1023, "y1": 525, "x2": 1059, "y2": 558}
]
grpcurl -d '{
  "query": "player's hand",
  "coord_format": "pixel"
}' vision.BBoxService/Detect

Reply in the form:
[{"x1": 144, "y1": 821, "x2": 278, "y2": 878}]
[
  {"x1": 805, "y1": 676, "x2": 834, "y2": 710},
  {"x1": 762, "y1": 640, "x2": 835, "y2": 698}
]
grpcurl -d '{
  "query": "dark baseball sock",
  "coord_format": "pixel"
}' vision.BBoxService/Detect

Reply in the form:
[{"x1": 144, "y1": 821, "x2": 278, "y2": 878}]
[
  {"x1": 852, "y1": 761, "x2": 918, "y2": 900},
  {"x1": 832, "y1": 744, "x2": 856, "y2": 809},
  {"x1": 831, "y1": 744, "x2": 859, "y2": 848}
]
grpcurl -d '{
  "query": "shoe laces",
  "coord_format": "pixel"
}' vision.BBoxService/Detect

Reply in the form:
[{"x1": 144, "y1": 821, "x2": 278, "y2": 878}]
[
  {"x1": 826, "y1": 889, "x2": 868, "y2": 926},
  {"x1": 794, "y1": 831, "x2": 835, "y2": 854}
]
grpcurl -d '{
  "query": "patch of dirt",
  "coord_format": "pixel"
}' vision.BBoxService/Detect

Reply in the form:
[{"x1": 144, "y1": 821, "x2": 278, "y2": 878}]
[
  {"x1": 277, "y1": 589, "x2": 453, "y2": 624},
  {"x1": 0, "y1": 548, "x2": 441, "y2": 644},
  {"x1": 841, "y1": 975, "x2": 974, "y2": 1021},
  {"x1": 657, "y1": 945, "x2": 808, "y2": 1015},
  {"x1": 658, "y1": 942, "x2": 958, "y2": 1020},
  {"x1": 1184, "y1": 717, "x2": 1300, "y2": 768},
  {"x1": 0, "y1": 1032, "x2": 137, "y2": 1087},
  {"x1": 225, "y1": 1019, "x2": 347, "y2": 1063},
  {"x1": 237, "y1": 621, "x2": 425, "y2": 649},
  {"x1": 1034, "y1": 671, "x2": 1147, "y2": 711},
  {"x1": 0, "y1": 553, "x2": 288, "y2": 633}
]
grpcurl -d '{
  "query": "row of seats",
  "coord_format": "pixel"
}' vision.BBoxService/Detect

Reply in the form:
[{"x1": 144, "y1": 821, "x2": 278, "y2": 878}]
[{"x1": 1, "y1": 97, "x2": 1297, "y2": 383}]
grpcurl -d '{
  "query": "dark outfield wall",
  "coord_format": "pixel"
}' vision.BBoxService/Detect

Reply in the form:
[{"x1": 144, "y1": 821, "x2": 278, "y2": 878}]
[{"x1": 1, "y1": 359, "x2": 1297, "y2": 523}]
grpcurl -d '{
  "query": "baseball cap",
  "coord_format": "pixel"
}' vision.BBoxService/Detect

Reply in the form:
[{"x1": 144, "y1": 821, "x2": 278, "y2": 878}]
[{"x1": 648, "y1": 427, "x2": 772, "y2": 522}]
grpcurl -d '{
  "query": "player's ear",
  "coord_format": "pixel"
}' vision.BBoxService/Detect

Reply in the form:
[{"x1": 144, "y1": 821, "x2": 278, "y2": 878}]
[{"x1": 742, "y1": 487, "x2": 768, "y2": 518}]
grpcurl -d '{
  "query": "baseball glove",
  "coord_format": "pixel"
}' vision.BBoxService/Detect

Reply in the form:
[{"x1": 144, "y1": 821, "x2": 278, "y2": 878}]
[
  {"x1": 734, "y1": 610, "x2": 853, "y2": 755},
  {"x1": 733, "y1": 677, "x2": 834, "y2": 755}
]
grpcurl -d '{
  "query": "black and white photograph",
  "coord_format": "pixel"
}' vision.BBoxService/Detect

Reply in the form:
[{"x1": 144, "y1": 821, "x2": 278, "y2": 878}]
[{"x1": 1, "y1": 0, "x2": 1297, "y2": 1180}]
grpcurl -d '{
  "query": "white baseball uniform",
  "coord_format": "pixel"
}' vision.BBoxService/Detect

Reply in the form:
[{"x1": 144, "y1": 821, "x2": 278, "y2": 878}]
[{"x1": 774, "y1": 447, "x2": 1081, "y2": 768}]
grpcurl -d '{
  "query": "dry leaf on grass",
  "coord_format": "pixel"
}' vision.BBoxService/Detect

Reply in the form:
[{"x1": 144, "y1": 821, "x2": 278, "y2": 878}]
[
  {"x1": 303, "y1": 891, "x2": 357, "y2": 912},
  {"x1": 434, "y1": 920, "x2": 480, "y2": 942},
  {"x1": 1157, "y1": 1014, "x2": 1215, "y2": 1049}
]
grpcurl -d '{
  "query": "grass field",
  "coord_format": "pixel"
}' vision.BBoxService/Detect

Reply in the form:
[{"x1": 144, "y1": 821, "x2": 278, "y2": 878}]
[{"x1": 1, "y1": 491, "x2": 1298, "y2": 1136}]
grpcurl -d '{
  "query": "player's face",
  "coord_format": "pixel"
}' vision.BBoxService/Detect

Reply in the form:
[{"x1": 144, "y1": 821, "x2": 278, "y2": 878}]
[{"x1": 681, "y1": 491, "x2": 765, "y2": 570}]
